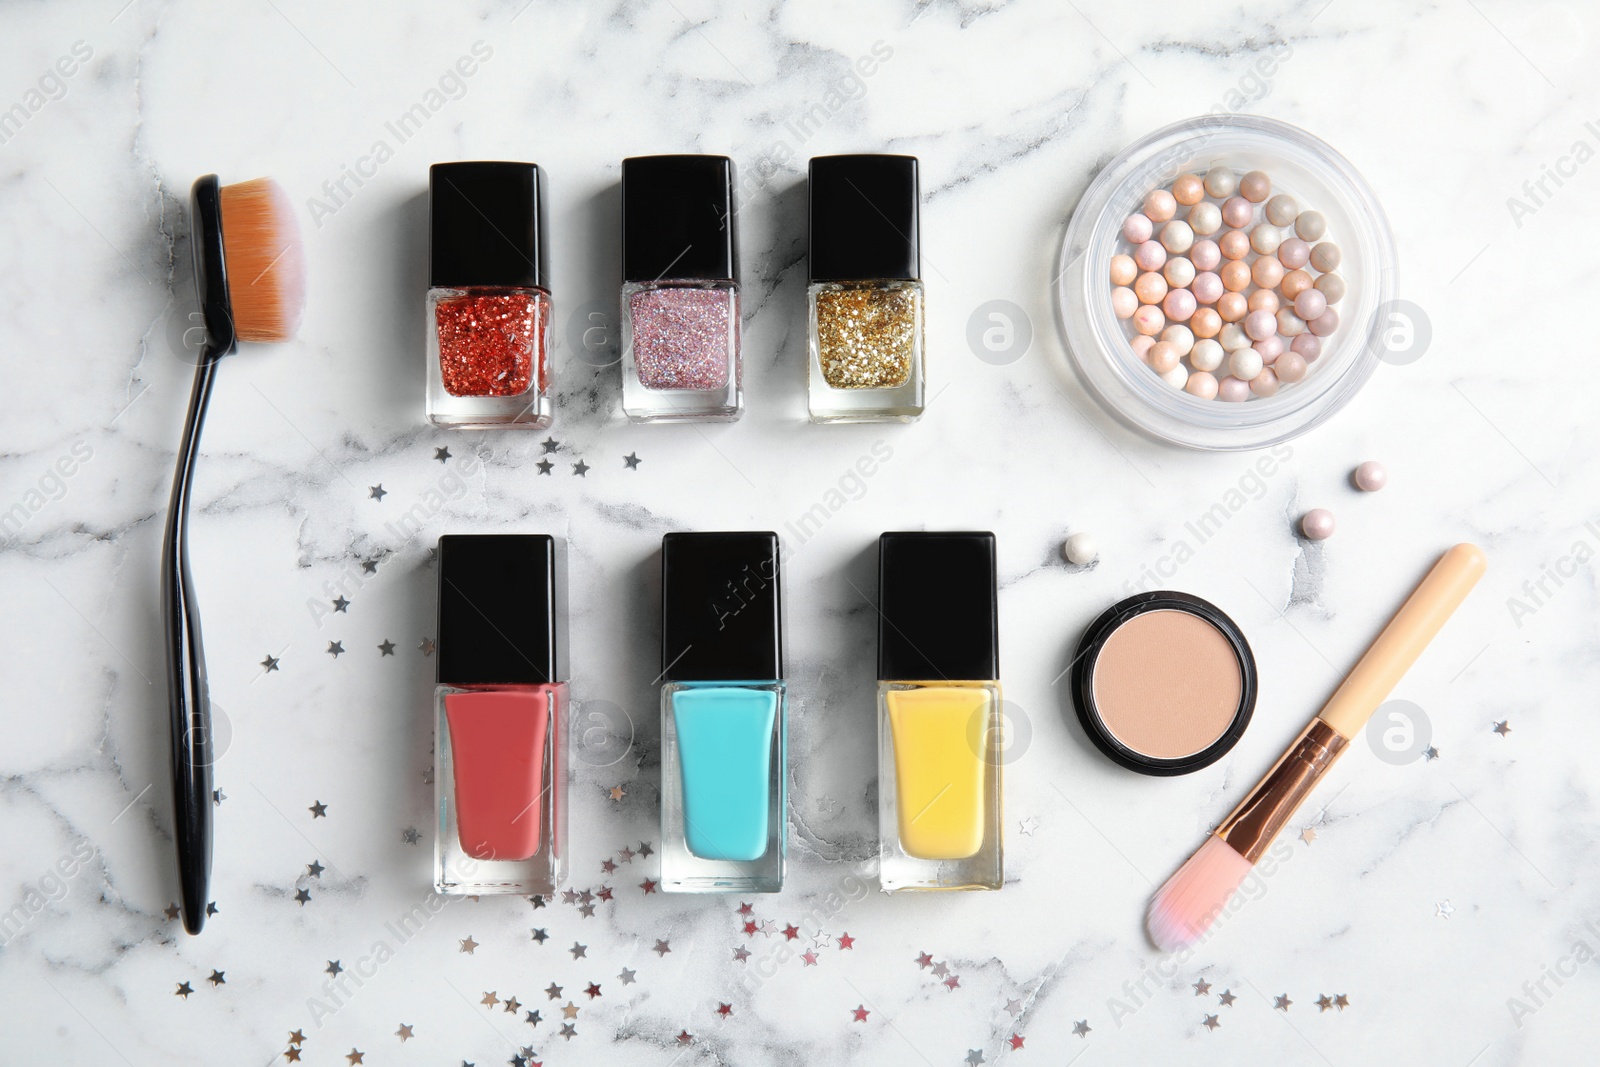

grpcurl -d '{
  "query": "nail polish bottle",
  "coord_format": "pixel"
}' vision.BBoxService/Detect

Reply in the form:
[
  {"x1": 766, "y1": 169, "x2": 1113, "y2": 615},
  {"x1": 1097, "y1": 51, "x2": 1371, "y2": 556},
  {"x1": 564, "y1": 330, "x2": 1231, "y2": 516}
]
[
  {"x1": 877, "y1": 531, "x2": 1002, "y2": 891},
  {"x1": 426, "y1": 162, "x2": 553, "y2": 429},
  {"x1": 659, "y1": 532, "x2": 785, "y2": 892},
  {"x1": 620, "y1": 155, "x2": 742, "y2": 422},
  {"x1": 807, "y1": 154, "x2": 925, "y2": 423},
  {"x1": 434, "y1": 534, "x2": 568, "y2": 894}
]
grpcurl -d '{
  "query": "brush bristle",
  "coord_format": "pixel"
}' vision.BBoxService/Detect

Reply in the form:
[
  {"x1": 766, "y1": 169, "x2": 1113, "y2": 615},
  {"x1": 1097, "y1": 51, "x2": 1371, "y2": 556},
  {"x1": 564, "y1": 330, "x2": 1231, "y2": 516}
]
[
  {"x1": 1145, "y1": 835, "x2": 1252, "y2": 952},
  {"x1": 218, "y1": 177, "x2": 304, "y2": 344}
]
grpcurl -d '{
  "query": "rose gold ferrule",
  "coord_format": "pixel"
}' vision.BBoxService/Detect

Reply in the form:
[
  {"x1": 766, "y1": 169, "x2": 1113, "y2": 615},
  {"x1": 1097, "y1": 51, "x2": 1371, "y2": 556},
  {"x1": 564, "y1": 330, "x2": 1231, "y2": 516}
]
[{"x1": 1215, "y1": 718, "x2": 1349, "y2": 863}]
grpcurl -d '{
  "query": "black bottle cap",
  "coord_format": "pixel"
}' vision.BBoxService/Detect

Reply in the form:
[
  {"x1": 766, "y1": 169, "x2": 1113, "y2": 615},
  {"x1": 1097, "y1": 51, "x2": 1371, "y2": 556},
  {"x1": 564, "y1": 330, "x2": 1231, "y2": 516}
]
[
  {"x1": 808, "y1": 154, "x2": 920, "y2": 283},
  {"x1": 437, "y1": 534, "x2": 567, "y2": 685},
  {"x1": 429, "y1": 161, "x2": 549, "y2": 290},
  {"x1": 622, "y1": 155, "x2": 738, "y2": 284},
  {"x1": 878, "y1": 532, "x2": 998, "y2": 681},
  {"x1": 661, "y1": 532, "x2": 783, "y2": 682}
]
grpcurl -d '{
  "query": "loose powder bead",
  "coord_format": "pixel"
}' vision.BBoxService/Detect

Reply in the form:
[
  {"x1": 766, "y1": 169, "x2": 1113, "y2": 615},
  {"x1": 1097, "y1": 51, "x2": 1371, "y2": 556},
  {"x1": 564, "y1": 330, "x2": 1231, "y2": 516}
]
[
  {"x1": 1063, "y1": 532, "x2": 1099, "y2": 565},
  {"x1": 1143, "y1": 189, "x2": 1177, "y2": 223},
  {"x1": 1250, "y1": 223, "x2": 1283, "y2": 255},
  {"x1": 1188, "y1": 202, "x2": 1222, "y2": 236},
  {"x1": 1163, "y1": 256, "x2": 1196, "y2": 288},
  {"x1": 1277, "y1": 237, "x2": 1310, "y2": 270},
  {"x1": 1190, "y1": 271, "x2": 1224, "y2": 305},
  {"x1": 1161, "y1": 363, "x2": 1189, "y2": 389},
  {"x1": 1124, "y1": 213, "x2": 1154, "y2": 243},
  {"x1": 1240, "y1": 170, "x2": 1271, "y2": 202},
  {"x1": 1280, "y1": 268, "x2": 1314, "y2": 300},
  {"x1": 1293, "y1": 288, "x2": 1327, "y2": 321},
  {"x1": 1189, "y1": 238, "x2": 1221, "y2": 271},
  {"x1": 1217, "y1": 375, "x2": 1252, "y2": 402},
  {"x1": 1300, "y1": 508, "x2": 1336, "y2": 540},
  {"x1": 1221, "y1": 196, "x2": 1253, "y2": 229},
  {"x1": 1250, "y1": 367, "x2": 1280, "y2": 396},
  {"x1": 1219, "y1": 230, "x2": 1252, "y2": 260},
  {"x1": 1134, "y1": 271, "x2": 1168, "y2": 304},
  {"x1": 1265, "y1": 194, "x2": 1298, "y2": 226},
  {"x1": 1218, "y1": 322, "x2": 1251, "y2": 350},
  {"x1": 1310, "y1": 241, "x2": 1342, "y2": 272},
  {"x1": 1185, "y1": 370, "x2": 1220, "y2": 399},
  {"x1": 1148, "y1": 340, "x2": 1181, "y2": 372},
  {"x1": 1247, "y1": 289, "x2": 1280, "y2": 315},
  {"x1": 1294, "y1": 210, "x2": 1327, "y2": 240},
  {"x1": 1314, "y1": 272, "x2": 1346, "y2": 304},
  {"x1": 1172, "y1": 174, "x2": 1205, "y2": 206},
  {"x1": 1274, "y1": 351, "x2": 1308, "y2": 382},
  {"x1": 1190, "y1": 338, "x2": 1225, "y2": 371},
  {"x1": 1161, "y1": 324, "x2": 1195, "y2": 356},
  {"x1": 1217, "y1": 292, "x2": 1248, "y2": 323},
  {"x1": 1130, "y1": 334, "x2": 1155, "y2": 360},
  {"x1": 1251, "y1": 256, "x2": 1285, "y2": 289},
  {"x1": 1133, "y1": 305, "x2": 1165, "y2": 335},
  {"x1": 1204, "y1": 167, "x2": 1237, "y2": 198},
  {"x1": 1229, "y1": 347, "x2": 1264, "y2": 380},
  {"x1": 1353, "y1": 461, "x2": 1388, "y2": 491},
  {"x1": 1190, "y1": 307, "x2": 1222, "y2": 338},
  {"x1": 1308, "y1": 308, "x2": 1340, "y2": 337},
  {"x1": 1110, "y1": 254, "x2": 1138, "y2": 286},
  {"x1": 1276, "y1": 308, "x2": 1307, "y2": 336},
  {"x1": 1160, "y1": 219, "x2": 1195, "y2": 253},
  {"x1": 1291, "y1": 332, "x2": 1321, "y2": 361},
  {"x1": 1112, "y1": 287, "x2": 1138, "y2": 318},
  {"x1": 1221, "y1": 260, "x2": 1252, "y2": 291},
  {"x1": 1245, "y1": 309, "x2": 1277, "y2": 341},
  {"x1": 1253, "y1": 334, "x2": 1284, "y2": 362},
  {"x1": 1134, "y1": 240, "x2": 1167, "y2": 271},
  {"x1": 1162, "y1": 288, "x2": 1197, "y2": 322}
]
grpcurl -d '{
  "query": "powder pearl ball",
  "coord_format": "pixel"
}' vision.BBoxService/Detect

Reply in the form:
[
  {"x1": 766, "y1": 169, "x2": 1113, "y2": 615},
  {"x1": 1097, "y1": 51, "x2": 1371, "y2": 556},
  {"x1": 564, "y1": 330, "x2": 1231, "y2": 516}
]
[
  {"x1": 1219, "y1": 229, "x2": 1252, "y2": 260},
  {"x1": 1220, "y1": 260, "x2": 1252, "y2": 292},
  {"x1": 1295, "y1": 210, "x2": 1327, "y2": 240},
  {"x1": 1353, "y1": 461, "x2": 1388, "y2": 492},
  {"x1": 1300, "y1": 508, "x2": 1336, "y2": 541},
  {"x1": 1161, "y1": 324, "x2": 1195, "y2": 356},
  {"x1": 1130, "y1": 334, "x2": 1155, "y2": 360},
  {"x1": 1134, "y1": 271, "x2": 1168, "y2": 304},
  {"x1": 1229, "y1": 347, "x2": 1264, "y2": 381},
  {"x1": 1310, "y1": 241, "x2": 1342, "y2": 272},
  {"x1": 1204, "y1": 166, "x2": 1237, "y2": 198},
  {"x1": 1189, "y1": 238, "x2": 1221, "y2": 271},
  {"x1": 1134, "y1": 240, "x2": 1167, "y2": 272},
  {"x1": 1147, "y1": 341, "x2": 1181, "y2": 373},
  {"x1": 1221, "y1": 196, "x2": 1253, "y2": 229},
  {"x1": 1294, "y1": 288, "x2": 1328, "y2": 321},
  {"x1": 1276, "y1": 308, "x2": 1307, "y2": 337},
  {"x1": 1218, "y1": 323, "x2": 1251, "y2": 351},
  {"x1": 1251, "y1": 255, "x2": 1285, "y2": 289},
  {"x1": 1188, "y1": 202, "x2": 1223, "y2": 237},
  {"x1": 1185, "y1": 370, "x2": 1220, "y2": 400},
  {"x1": 1250, "y1": 368, "x2": 1281, "y2": 397},
  {"x1": 1190, "y1": 307, "x2": 1222, "y2": 338},
  {"x1": 1124, "y1": 213, "x2": 1154, "y2": 243},
  {"x1": 1274, "y1": 351, "x2": 1308, "y2": 383},
  {"x1": 1190, "y1": 338, "x2": 1225, "y2": 371},
  {"x1": 1161, "y1": 363, "x2": 1189, "y2": 389},
  {"x1": 1163, "y1": 256, "x2": 1196, "y2": 289},
  {"x1": 1217, "y1": 292, "x2": 1249, "y2": 323},
  {"x1": 1133, "y1": 305, "x2": 1165, "y2": 336},
  {"x1": 1265, "y1": 194, "x2": 1299, "y2": 227},
  {"x1": 1111, "y1": 286, "x2": 1138, "y2": 319},
  {"x1": 1239, "y1": 170, "x2": 1271, "y2": 203},
  {"x1": 1280, "y1": 268, "x2": 1314, "y2": 300},
  {"x1": 1161, "y1": 219, "x2": 1195, "y2": 254},
  {"x1": 1277, "y1": 237, "x2": 1311, "y2": 270},
  {"x1": 1245, "y1": 309, "x2": 1277, "y2": 341},
  {"x1": 1190, "y1": 271, "x2": 1224, "y2": 305},
  {"x1": 1308, "y1": 308, "x2": 1340, "y2": 337},
  {"x1": 1247, "y1": 289, "x2": 1280, "y2": 315},
  {"x1": 1172, "y1": 174, "x2": 1205, "y2": 206},
  {"x1": 1143, "y1": 189, "x2": 1177, "y2": 223},
  {"x1": 1291, "y1": 332, "x2": 1322, "y2": 361},
  {"x1": 1218, "y1": 375, "x2": 1252, "y2": 402},
  {"x1": 1250, "y1": 223, "x2": 1283, "y2": 255},
  {"x1": 1110, "y1": 254, "x2": 1138, "y2": 286},
  {"x1": 1315, "y1": 272, "x2": 1346, "y2": 304},
  {"x1": 1063, "y1": 532, "x2": 1099, "y2": 565},
  {"x1": 1162, "y1": 288, "x2": 1197, "y2": 322},
  {"x1": 1253, "y1": 334, "x2": 1284, "y2": 363}
]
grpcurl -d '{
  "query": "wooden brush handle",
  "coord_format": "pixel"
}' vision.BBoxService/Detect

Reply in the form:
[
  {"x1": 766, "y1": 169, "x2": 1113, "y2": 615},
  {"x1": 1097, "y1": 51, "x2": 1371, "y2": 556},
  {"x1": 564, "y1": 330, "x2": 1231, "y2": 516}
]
[{"x1": 1317, "y1": 544, "x2": 1487, "y2": 740}]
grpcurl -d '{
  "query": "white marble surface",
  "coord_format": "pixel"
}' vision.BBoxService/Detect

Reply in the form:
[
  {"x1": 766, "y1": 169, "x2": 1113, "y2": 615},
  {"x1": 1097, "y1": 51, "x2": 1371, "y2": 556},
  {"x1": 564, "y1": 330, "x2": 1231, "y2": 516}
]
[{"x1": 2, "y1": 1, "x2": 1597, "y2": 1063}]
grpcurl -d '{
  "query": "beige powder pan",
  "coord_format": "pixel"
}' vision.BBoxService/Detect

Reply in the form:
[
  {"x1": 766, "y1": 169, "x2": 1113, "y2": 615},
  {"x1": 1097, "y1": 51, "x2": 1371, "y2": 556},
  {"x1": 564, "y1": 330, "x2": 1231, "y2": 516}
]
[{"x1": 1072, "y1": 592, "x2": 1256, "y2": 775}]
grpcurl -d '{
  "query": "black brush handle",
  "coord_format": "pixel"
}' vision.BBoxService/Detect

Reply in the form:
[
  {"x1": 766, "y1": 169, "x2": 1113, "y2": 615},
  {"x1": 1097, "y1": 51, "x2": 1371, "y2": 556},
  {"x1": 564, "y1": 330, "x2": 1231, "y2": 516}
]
[{"x1": 160, "y1": 353, "x2": 219, "y2": 935}]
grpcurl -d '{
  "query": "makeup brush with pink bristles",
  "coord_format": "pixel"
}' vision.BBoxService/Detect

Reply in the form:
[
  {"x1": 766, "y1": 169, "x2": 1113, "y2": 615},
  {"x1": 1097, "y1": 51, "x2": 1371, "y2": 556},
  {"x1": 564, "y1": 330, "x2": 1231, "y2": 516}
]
[{"x1": 1146, "y1": 543, "x2": 1486, "y2": 952}]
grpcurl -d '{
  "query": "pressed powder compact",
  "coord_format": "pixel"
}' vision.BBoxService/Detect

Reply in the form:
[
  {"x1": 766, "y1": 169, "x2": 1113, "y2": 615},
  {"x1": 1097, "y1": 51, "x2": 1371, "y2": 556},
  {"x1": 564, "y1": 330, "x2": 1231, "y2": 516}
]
[{"x1": 1072, "y1": 592, "x2": 1256, "y2": 775}]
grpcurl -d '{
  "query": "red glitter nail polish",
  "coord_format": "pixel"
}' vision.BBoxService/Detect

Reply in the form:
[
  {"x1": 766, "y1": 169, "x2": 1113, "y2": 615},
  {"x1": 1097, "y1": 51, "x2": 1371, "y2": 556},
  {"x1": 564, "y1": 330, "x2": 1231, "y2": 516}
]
[{"x1": 426, "y1": 162, "x2": 554, "y2": 428}]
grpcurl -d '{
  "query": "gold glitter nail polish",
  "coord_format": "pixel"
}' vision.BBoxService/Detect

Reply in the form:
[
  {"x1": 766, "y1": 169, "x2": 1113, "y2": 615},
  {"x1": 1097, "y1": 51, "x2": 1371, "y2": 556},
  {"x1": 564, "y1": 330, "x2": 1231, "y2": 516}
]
[{"x1": 807, "y1": 155, "x2": 926, "y2": 422}]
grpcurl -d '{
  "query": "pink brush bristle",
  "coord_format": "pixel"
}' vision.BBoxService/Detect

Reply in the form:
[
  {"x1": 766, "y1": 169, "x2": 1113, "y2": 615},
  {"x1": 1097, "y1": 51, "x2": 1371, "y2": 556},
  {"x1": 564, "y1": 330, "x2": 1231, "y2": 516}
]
[{"x1": 1145, "y1": 835, "x2": 1253, "y2": 952}]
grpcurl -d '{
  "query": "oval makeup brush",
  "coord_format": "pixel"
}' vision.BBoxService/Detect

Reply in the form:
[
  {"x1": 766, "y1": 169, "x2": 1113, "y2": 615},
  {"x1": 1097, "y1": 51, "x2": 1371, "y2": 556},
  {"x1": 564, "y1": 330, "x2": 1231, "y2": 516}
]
[
  {"x1": 1145, "y1": 543, "x2": 1487, "y2": 952},
  {"x1": 162, "y1": 175, "x2": 304, "y2": 934}
]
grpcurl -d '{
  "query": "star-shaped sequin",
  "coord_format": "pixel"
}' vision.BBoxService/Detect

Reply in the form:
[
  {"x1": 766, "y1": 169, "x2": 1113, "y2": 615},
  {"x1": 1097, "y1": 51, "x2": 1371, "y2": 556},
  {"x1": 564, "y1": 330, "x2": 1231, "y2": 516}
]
[
  {"x1": 545, "y1": 984, "x2": 562, "y2": 1000},
  {"x1": 676, "y1": 1031, "x2": 692, "y2": 1045},
  {"x1": 931, "y1": 961, "x2": 950, "y2": 978},
  {"x1": 561, "y1": 1002, "x2": 579, "y2": 1020},
  {"x1": 1202, "y1": 1014, "x2": 1220, "y2": 1032},
  {"x1": 332, "y1": 596, "x2": 350, "y2": 613},
  {"x1": 640, "y1": 879, "x2": 657, "y2": 894},
  {"x1": 618, "y1": 847, "x2": 635, "y2": 863},
  {"x1": 608, "y1": 785, "x2": 625, "y2": 801},
  {"x1": 1335, "y1": 994, "x2": 1350, "y2": 1010},
  {"x1": 346, "y1": 1050, "x2": 364, "y2": 1065},
  {"x1": 802, "y1": 951, "x2": 818, "y2": 966},
  {"x1": 624, "y1": 453, "x2": 641, "y2": 470},
  {"x1": 326, "y1": 641, "x2": 344, "y2": 658},
  {"x1": 213, "y1": 789, "x2": 226, "y2": 805},
  {"x1": 289, "y1": 1031, "x2": 305, "y2": 1046},
  {"x1": 1218, "y1": 990, "x2": 1236, "y2": 1007},
  {"x1": 1300, "y1": 826, "x2": 1317, "y2": 844},
  {"x1": 164, "y1": 903, "x2": 180, "y2": 921},
  {"x1": 536, "y1": 459, "x2": 553, "y2": 475},
  {"x1": 1019, "y1": 817, "x2": 1040, "y2": 836},
  {"x1": 309, "y1": 801, "x2": 327, "y2": 818},
  {"x1": 326, "y1": 960, "x2": 343, "y2": 976},
  {"x1": 295, "y1": 888, "x2": 311, "y2": 905},
  {"x1": 1316, "y1": 995, "x2": 1334, "y2": 1012},
  {"x1": 570, "y1": 942, "x2": 587, "y2": 959},
  {"x1": 531, "y1": 928, "x2": 548, "y2": 944},
  {"x1": 402, "y1": 826, "x2": 420, "y2": 844},
  {"x1": 459, "y1": 936, "x2": 478, "y2": 954},
  {"x1": 618, "y1": 967, "x2": 636, "y2": 985},
  {"x1": 572, "y1": 460, "x2": 589, "y2": 477},
  {"x1": 481, "y1": 991, "x2": 500, "y2": 1008},
  {"x1": 175, "y1": 981, "x2": 193, "y2": 998},
  {"x1": 837, "y1": 932, "x2": 855, "y2": 949},
  {"x1": 540, "y1": 437, "x2": 561, "y2": 454},
  {"x1": 944, "y1": 975, "x2": 961, "y2": 991},
  {"x1": 1193, "y1": 979, "x2": 1211, "y2": 996},
  {"x1": 206, "y1": 901, "x2": 219, "y2": 916},
  {"x1": 261, "y1": 654, "x2": 280, "y2": 672},
  {"x1": 1423, "y1": 745, "x2": 1440, "y2": 760},
  {"x1": 1274, "y1": 994, "x2": 1292, "y2": 1011},
  {"x1": 583, "y1": 983, "x2": 601, "y2": 1000},
  {"x1": 601, "y1": 859, "x2": 618, "y2": 874},
  {"x1": 361, "y1": 558, "x2": 379, "y2": 575},
  {"x1": 419, "y1": 638, "x2": 436, "y2": 655},
  {"x1": 1073, "y1": 1020, "x2": 1091, "y2": 1037},
  {"x1": 207, "y1": 970, "x2": 225, "y2": 986},
  {"x1": 915, "y1": 952, "x2": 933, "y2": 969},
  {"x1": 637, "y1": 842, "x2": 653, "y2": 857},
  {"x1": 525, "y1": 1009, "x2": 541, "y2": 1027},
  {"x1": 1437, "y1": 900, "x2": 1455, "y2": 919},
  {"x1": 852, "y1": 1005, "x2": 869, "y2": 1022},
  {"x1": 283, "y1": 1049, "x2": 301, "y2": 1063},
  {"x1": 1005, "y1": 999, "x2": 1023, "y2": 1016},
  {"x1": 378, "y1": 640, "x2": 395, "y2": 656},
  {"x1": 654, "y1": 939, "x2": 671, "y2": 956},
  {"x1": 964, "y1": 1050, "x2": 984, "y2": 1065},
  {"x1": 368, "y1": 485, "x2": 386, "y2": 501},
  {"x1": 435, "y1": 446, "x2": 452, "y2": 463},
  {"x1": 716, "y1": 1002, "x2": 732, "y2": 1017},
  {"x1": 560, "y1": 1023, "x2": 577, "y2": 1040},
  {"x1": 306, "y1": 860, "x2": 324, "y2": 877},
  {"x1": 1009, "y1": 1035, "x2": 1025, "y2": 1050},
  {"x1": 396, "y1": 1023, "x2": 414, "y2": 1041},
  {"x1": 503, "y1": 996, "x2": 522, "y2": 1014},
  {"x1": 1494, "y1": 720, "x2": 1511, "y2": 736}
]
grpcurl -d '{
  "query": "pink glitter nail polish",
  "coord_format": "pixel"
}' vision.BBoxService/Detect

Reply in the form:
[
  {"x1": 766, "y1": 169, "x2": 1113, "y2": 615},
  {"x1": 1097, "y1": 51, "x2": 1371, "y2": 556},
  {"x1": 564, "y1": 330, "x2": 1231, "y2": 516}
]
[{"x1": 620, "y1": 155, "x2": 742, "y2": 422}]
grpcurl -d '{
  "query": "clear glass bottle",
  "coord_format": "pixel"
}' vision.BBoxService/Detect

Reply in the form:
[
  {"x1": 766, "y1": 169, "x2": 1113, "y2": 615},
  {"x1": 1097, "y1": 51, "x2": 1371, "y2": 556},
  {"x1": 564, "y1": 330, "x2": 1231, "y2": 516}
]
[
  {"x1": 620, "y1": 155, "x2": 742, "y2": 422},
  {"x1": 426, "y1": 162, "x2": 555, "y2": 429},
  {"x1": 876, "y1": 532, "x2": 1003, "y2": 891},
  {"x1": 658, "y1": 532, "x2": 786, "y2": 892},
  {"x1": 433, "y1": 534, "x2": 569, "y2": 895},
  {"x1": 807, "y1": 155, "x2": 926, "y2": 423}
]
